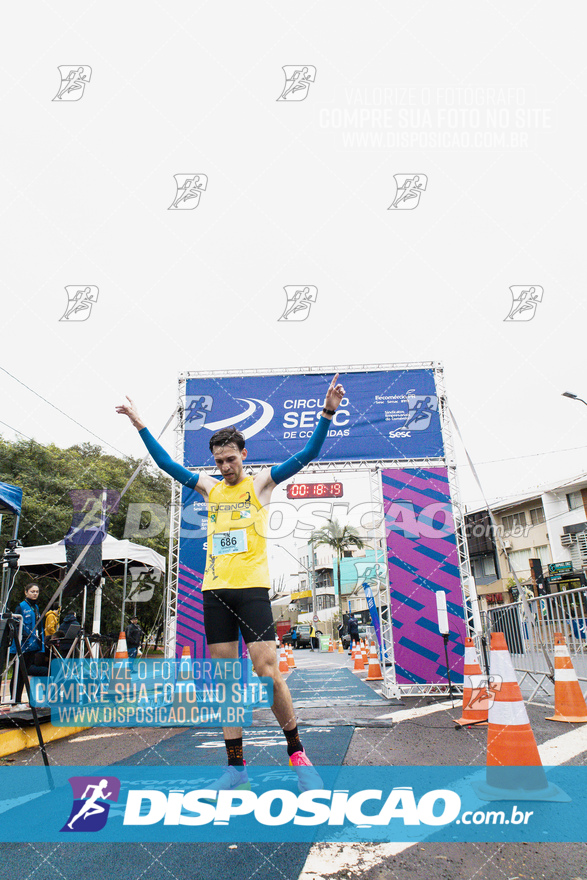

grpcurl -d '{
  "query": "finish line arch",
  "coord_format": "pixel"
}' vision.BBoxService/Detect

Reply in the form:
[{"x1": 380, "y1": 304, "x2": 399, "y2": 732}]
[{"x1": 164, "y1": 362, "x2": 473, "y2": 697}]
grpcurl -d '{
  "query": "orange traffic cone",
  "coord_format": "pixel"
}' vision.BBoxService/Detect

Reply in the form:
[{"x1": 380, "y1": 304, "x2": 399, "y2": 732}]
[
  {"x1": 176, "y1": 644, "x2": 195, "y2": 695},
  {"x1": 338, "y1": 639, "x2": 344, "y2": 654},
  {"x1": 115, "y1": 632, "x2": 129, "y2": 659},
  {"x1": 546, "y1": 632, "x2": 587, "y2": 722},
  {"x1": 352, "y1": 644, "x2": 365, "y2": 673},
  {"x1": 179, "y1": 643, "x2": 192, "y2": 671},
  {"x1": 278, "y1": 645, "x2": 290, "y2": 675},
  {"x1": 455, "y1": 637, "x2": 489, "y2": 728},
  {"x1": 108, "y1": 632, "x2": 130, "y2": 699},
  {"x1": 365, "y1": 642, "x2": 383, "y2": 681},
  {"x1": 361, "y1": 643, "x2": 369, "y2": 664},
  {"x1": 286, "y1": 645, "x2": 296, "y2": 668},
  {"x1": 328, "y1": 637, "x2": 334, "y2": 653},
  {"x1": 473, "y1": 632, "x2": 568, "y2": 802}
]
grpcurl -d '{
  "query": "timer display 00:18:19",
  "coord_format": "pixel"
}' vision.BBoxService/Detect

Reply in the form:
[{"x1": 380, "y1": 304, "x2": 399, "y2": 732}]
[{"x1": 286, "y1": 482, "x2": 344, "y2": 499}]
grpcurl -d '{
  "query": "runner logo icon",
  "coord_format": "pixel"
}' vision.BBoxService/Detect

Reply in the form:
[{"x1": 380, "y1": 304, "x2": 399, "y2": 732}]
[
  {"x1": 169, "y1": 174, "x2": 208, "y2": 210},
  {"x1": 61, "y1": 776, "x2": 121, "y2": 832},
  {"x1": 278, "y1": 286, "x2": 318, "y2": 322},
  {"x1": 504, "y1": 286, "x2": 544, "y2": 322},
  {"x1": 388, "y1": 174, "x2": 428, "y2": 210},
  {"x1": 404, "y1": 395, "x2": 438, "y2": 431},
  {"x1": 277, "y1": 66, "x2": 316, "y2": 101},
  {"x1": 52, "y1": 66, "x2": 92, "y2": 101},
  {"x1": 185, "y1": 395, "x2": 214, "y2": 431},
  {"x1": 59, "y1": 286, "x2": 99, "y2": 322}
]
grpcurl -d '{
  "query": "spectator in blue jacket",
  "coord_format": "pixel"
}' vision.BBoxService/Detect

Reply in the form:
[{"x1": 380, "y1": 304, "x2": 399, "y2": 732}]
[{"x1": 10, "y1": 584, "x2": 44, "y2": 707}]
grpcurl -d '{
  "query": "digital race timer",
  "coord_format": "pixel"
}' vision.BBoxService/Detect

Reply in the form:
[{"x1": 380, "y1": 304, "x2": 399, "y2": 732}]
[{"x1": 286, "y1": 482, "x2": 344, "y2": 499}]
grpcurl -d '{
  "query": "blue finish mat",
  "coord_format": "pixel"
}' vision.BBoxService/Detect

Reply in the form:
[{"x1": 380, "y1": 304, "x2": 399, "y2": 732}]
[
  {"x1": 285, "y1": 666, "x2": 384, "y2": 702},
  {"x1": 119, "y1": 722, "x2": 354, "y2": 766}
]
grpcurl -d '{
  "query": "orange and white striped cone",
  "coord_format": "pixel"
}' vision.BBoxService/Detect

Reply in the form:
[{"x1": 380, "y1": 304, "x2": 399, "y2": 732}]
[
  {"x1": 286, "y1": 645, "x2": 296, "y2": 668},
  {"x1": 455, "y1": 637, "x2": 489, "y2": 728},
  {"x1": 361, "y1": 643, "x2": 369, "y2": 665},
  {"x1": 473, "y1": 632, "x2": 568, "y2": 802},
  {"x1": 108, "y1": 632, "x2": 130, "y2": 699},
  {"x1": 328, "y1": 637, "x2": 334, "y2": 653},
  {"x1": 176, "y1": 644, "x2": 195, "y2": 696},
  {"x1": 115, "y1": 632, "x2": 129, "y2": 659},
  {"x1": 338, "y1": 639, "x2": 344, "y2": 654},
  {"x1": 365, "y1": 642, "x2": 383, "y2": 681},
  {"x1": 546, "y1": 632, "x2": 587, "y2": 723},
  {"x1": 353, "y1": 644, "x2": 365, "y2": 673},
  {"x1": 278, "y1": 645, "x2": 290, "y2": 675}
]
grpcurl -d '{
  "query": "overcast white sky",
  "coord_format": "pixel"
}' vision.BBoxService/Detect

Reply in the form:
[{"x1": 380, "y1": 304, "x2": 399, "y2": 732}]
[{"x1": 2, "y1": 2, "x2": 587, "y2": 555}]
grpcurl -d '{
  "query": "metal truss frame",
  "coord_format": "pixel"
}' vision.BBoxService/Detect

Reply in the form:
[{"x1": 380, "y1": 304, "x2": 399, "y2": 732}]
[
  {"x1": 179, "y1": 362, "x2": 443, "y2": 381},
  {"x1": 394, "y1": 682, "x2": 465, "y2": 698},
  {"x1": 436, "y1": 364, "x2": 477, "y2": 637},
  {"x1": 165, "y1": 362, "x2": 473, "y2": 695},
  {"x1": 163, "y1": 376, "x2": 185, "y2": 658}
]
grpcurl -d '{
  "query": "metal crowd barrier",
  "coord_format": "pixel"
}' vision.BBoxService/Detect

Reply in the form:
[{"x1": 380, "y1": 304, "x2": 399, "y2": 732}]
[{"x1": 484, "y1": 586, "x2": 587, "y2": 704}]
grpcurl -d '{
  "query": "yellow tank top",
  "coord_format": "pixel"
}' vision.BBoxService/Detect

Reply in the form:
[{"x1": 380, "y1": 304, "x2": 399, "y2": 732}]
[{"x1": 202, "y1": 475, "x2": 270, "y2": 591}]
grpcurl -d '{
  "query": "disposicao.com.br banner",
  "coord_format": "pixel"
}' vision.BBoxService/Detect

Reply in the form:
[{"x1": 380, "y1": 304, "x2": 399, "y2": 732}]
[{"x1": 0, "y1": 766, "x2": 584, "y2": 844}]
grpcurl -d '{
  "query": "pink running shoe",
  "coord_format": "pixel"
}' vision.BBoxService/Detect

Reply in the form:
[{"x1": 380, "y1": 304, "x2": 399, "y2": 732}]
[
  {"x1": 201, "y1": 762, "x2": 251, "y2": 802},
  {"x1": 289, "y1": 748, "x2": 323, "y2": 793}
]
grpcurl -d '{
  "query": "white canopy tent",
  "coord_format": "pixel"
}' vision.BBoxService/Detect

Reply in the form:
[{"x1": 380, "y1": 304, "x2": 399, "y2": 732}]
[
  {"x1": 14, "y1": 535, "x2": 166, "y2": 642},
  {"x1": 15, "y1": 534, "x2": 165, "y2": 574}
]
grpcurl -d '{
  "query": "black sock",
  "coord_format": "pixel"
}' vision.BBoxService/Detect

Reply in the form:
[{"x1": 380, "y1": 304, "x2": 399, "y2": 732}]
[
  {"x1": 225, "y1": 736, "x2": 245, "y2": 767},
  {"x1": 284, "y1": 725, "x2": 303, "y2": 756}
]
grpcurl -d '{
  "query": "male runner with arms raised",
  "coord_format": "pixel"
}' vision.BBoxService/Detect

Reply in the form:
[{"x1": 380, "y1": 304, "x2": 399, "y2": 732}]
[{"x1": 116, "y1": 373, "x2": 345, "y2": 793}]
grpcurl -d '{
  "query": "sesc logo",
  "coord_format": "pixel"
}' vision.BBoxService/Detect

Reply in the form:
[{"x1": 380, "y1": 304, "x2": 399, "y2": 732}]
[{"x1": 389, "y1": 430, "x2": 411, "y2": 439}]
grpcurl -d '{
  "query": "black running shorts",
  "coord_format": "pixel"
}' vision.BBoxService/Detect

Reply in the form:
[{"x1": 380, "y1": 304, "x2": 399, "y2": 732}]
[{"x1": 203, "y1": 587, "x2": 276, "y2": 645}]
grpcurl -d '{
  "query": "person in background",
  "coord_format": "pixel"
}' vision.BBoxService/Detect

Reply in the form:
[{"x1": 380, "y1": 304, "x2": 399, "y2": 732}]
[
  {"x1": 347, "y1": 613, "x2": 360, "y2": 655},
  {"x1": 45, "y1": 606, "x2": 60, "y2": 639},
  {"x1": 291, "y1": 626, "x2": 297, "y2": 649},
  {"x1": 28, "y1": 650, "x2": 51, "y2": 678},
  {"x1": 309, "y1": 623, "x2": 316, "y2": 652},
  {"x1": 10, "y1": 584, "x2": 44, "y2": 708},
  {"x1": 126, "y1": 616, "x2": 144, "y2": 669}
]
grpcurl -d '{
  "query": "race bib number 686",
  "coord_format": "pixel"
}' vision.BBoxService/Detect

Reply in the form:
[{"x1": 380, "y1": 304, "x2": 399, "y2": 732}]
[{"x1": 212, "y1": 530, "x2": 248, "y2": 556}]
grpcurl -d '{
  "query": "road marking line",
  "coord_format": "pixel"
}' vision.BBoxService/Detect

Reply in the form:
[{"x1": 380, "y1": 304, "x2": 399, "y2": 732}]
[
  {"x1": 539, "y1": 727, "x2": 587, "y2": 764},
  {"x1": 375, "y1": 700, "x2": 456, "y2": 721},
  {"x1": 69, "y1": 731, "x2": 127, "y2": 742},
  {"x1": 300, "y1": 842, "x2": 416, "y2": 878}
]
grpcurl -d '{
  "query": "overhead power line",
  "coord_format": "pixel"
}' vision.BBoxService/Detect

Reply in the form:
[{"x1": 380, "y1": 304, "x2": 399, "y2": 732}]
[{"x1": 0, "y1": 365, "x2": 127, "y2": 456}]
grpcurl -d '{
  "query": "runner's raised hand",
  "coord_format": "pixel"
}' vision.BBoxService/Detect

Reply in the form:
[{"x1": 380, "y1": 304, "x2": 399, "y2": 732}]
[
  {"x1": 115, "y1": 396, "x2": 145, "y2": 430},
  {"x1": 324, "y1": 373, "x2": 345, "y2": 413}
]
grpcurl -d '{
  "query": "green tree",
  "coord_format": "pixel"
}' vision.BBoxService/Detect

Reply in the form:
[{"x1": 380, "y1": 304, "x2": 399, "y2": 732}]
[
  {"x1": 310, "y1": 518, "x2": 366, "y2": 613},
  {"x1": 0, "y1": 435, "x2": 172, "y2": 641}
]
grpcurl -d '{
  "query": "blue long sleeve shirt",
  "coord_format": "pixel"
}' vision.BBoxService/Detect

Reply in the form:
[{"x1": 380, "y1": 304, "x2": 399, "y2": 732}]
[{"x1": 138, "y1": 415, "x2": 331, "y2": 488}]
